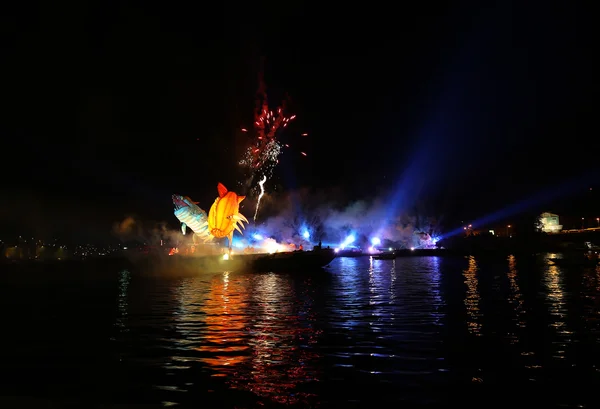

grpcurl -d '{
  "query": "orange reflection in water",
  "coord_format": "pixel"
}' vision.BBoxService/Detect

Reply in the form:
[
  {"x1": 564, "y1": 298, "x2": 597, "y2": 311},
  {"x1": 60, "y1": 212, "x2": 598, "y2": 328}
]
[
  {"x1": 175, "y1": 272, "x2": 321, "y2": 405},
  {"x1": 545, "y1": 265, "x2": 566, "y2": 324},
  {"x1": 543, "y1": 263, "x2": 571, "y2": 360},
  {"x1": 195, "y1": 272, "x2": 250, "y2": 370},
  {"x1": 463, "y1": 256, "x2": 482, "y2": 335},
  {"x1": 542, "y1": 261, "x2": 574, "y2": 363},
  {"x1": 228, "y1": 273, "x2": 321, "y2": 406}
]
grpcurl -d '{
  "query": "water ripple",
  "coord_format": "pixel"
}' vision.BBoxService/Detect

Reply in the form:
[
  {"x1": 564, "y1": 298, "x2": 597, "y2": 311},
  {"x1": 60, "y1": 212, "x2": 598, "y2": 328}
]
[{"x1": 1, "y1": 254, "x2": 600, "y2": 407}]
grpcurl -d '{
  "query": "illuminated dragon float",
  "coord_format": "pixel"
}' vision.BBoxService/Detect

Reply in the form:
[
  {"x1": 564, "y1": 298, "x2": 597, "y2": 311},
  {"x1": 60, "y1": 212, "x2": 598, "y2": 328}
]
[
  {"x1": 172, "y1": 194, "x2": 212, "y2": 243},
  {"x1": 172, "y1": 183, "x2": 249, "y2": 255}
]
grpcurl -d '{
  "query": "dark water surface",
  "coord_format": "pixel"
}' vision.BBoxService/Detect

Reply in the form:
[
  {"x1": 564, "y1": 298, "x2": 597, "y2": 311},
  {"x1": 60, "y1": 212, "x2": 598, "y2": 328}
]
[{"x1": 1, "y1": 254, "x2": 599, "y2": 408}]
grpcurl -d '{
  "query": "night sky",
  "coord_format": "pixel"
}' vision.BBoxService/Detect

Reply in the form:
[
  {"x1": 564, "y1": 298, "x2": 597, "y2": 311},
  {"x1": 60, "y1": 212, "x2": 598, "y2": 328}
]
[{"x1": 1, "y1": 1, "x2": 592, "y2": 241}]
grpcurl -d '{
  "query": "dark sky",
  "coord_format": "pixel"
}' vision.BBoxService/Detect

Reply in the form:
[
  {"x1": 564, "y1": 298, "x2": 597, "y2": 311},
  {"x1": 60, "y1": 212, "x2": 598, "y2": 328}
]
[{"x1": 1, "y1": 1, "x2": 592, "y2": 240}]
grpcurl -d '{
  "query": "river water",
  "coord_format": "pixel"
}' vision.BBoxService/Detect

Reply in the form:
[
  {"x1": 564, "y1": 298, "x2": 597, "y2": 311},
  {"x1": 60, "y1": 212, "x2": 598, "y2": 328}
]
[{"x1": 1, "y1": 254, "x2": 599, "y2": 408}]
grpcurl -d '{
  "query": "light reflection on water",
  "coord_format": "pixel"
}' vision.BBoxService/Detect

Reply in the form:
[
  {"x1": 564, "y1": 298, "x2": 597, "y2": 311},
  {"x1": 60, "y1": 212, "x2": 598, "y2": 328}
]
[
  {"x1": 325, "y1": 256, "x2": 448, "y2": 403},
  {"x1": 168, "y1": 272, "x2": 320, "y2": 406},
  {"x1": 232, "y1": 273, "x2": 320, "y2": 405},
  {"x1": 114, "y1": 269, "x2": 131, "y2": 334},
  {"x1": 193, "y1": 272, "x2": 250, "y2": 369},
  {"x1": 542, "y1": 257, "x2": 572, "y2": 362},
  {"x1": 3, "y1": 254, "x2": 600, "y2": 407},
  {"x1": 506, "y1": 255, "x2": 525, "y2": 340},
  {"x1": 463, "y1": 256, "x2": 482, "y2": 336},
  {"x1": 507, "y1": 255, "x2": 524, "y2": 323},
  {"x1": 545, "y1": 265, "x2": 567, "y2": 327}
]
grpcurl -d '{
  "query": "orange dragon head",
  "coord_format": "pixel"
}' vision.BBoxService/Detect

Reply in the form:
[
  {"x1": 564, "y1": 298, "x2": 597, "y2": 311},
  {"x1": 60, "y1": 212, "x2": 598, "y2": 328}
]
[{"x1": 207, "y1": 183, "x2": 248, "y2": 240}]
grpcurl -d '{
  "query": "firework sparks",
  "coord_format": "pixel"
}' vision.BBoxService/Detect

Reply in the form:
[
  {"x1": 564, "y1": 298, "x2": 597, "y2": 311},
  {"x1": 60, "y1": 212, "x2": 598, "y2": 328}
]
[
  {"x1": 239, "y1": 104, "x2": 295, "y2": 177},
  {"x1": 238, "y1": 105, "x2": 308, "y2": 194},
  {"x1": 253, "y1": 175, "x2": 267, "y2": 221}
]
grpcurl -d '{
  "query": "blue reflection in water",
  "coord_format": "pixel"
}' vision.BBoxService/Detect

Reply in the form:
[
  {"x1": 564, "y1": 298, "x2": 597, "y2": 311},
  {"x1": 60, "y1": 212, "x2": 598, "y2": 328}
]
[
  {"x1": 368, "y1": 257, "x2": 388, "y2": 332},
  {"x1": 427, "y1": 257, "x2": 443, "y2": 327},
  {"x1": 325, "y1": 256, "x2": 447, "y2": 403},
  {"x1": 331, "y1": 257, "x2": 362, "y2": 331}
]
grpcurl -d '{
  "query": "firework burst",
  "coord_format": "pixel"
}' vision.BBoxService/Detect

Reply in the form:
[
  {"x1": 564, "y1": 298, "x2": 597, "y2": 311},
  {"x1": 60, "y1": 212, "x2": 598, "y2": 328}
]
[
  {"x1": 239, "y1": 103, "x2": 298, "y2": 184},
  {"x1": 238, "y1": 68, "x2": 309, "y2": 220}
]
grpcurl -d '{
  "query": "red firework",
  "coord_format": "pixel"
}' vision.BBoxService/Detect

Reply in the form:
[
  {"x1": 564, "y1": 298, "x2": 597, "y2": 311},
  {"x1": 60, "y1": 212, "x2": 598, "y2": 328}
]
[{"x1": 239, "y1": 73, "x2": 306, "y2": 173}]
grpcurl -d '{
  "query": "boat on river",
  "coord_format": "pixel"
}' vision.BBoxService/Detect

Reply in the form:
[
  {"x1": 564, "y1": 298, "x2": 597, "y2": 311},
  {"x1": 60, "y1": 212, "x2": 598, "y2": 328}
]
[
  {"x1": 335, "y1": 249, "x2": 365, "y2": 257},
  {"x1": 549, "y1": 255, "x2": 599, "y2": 267},
  {"x1": 371, "y1": 252, "x2": 396, "y2": 260},
  {"x1": 163, "y1": 248, "x2": 337, "y2": 273}
]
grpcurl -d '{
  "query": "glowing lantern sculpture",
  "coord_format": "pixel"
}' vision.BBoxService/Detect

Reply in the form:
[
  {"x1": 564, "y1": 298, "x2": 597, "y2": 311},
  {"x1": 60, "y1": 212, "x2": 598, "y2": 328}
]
[
  {"x1": 208, "y1": 183, "x2": 248, "y2": 256},
  {"x1": 172, "y1": 194, "x2": 213, "y2": 243}
]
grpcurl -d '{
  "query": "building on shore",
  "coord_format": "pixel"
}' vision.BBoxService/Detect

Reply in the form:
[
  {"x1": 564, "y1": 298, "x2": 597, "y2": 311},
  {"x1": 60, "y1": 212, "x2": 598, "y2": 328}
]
[{"x1": 540, "y1": 212, "x2": 562, "y2": 233}]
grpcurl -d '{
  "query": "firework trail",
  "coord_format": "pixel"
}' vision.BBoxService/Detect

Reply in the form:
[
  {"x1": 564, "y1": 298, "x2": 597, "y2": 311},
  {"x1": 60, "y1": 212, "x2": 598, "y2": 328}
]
[{"x1": 253, "y1": 175, "x2": 267, "y2": 221}]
